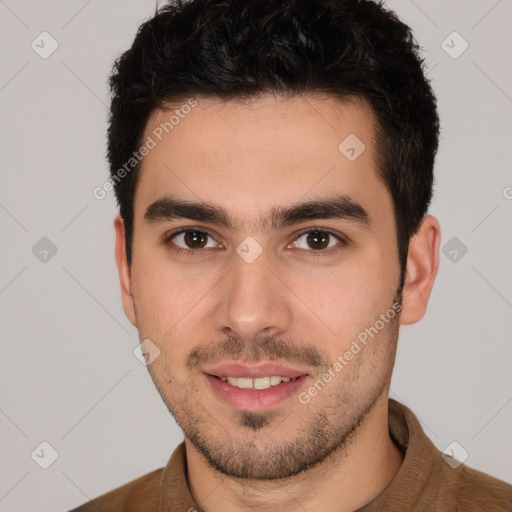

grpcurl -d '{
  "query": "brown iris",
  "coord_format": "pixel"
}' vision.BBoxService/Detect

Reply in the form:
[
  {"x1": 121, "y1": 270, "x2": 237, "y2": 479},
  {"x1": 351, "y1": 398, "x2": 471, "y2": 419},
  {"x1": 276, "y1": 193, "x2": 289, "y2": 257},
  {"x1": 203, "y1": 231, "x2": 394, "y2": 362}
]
[
  {"x1": 305, "y1": 231, "x2": 330, "y2": 250},
  {"x1": 184, "y1": 231, "x2": 208, "y2": 249}
]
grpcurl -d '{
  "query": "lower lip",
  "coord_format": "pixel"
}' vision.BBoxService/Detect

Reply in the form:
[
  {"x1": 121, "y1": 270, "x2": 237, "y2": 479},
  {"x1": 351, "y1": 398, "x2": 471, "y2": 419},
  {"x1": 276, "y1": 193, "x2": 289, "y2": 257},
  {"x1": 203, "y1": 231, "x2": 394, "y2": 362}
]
[{"x1": 205, "y1": 374, "x2": 308, "y2": 412}]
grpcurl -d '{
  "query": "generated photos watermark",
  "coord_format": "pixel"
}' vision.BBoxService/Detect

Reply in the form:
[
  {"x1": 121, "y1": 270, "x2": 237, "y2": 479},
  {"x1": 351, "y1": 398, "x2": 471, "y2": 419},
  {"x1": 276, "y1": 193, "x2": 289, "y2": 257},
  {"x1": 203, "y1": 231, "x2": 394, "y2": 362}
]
[
  {"x1": 93, "y1": 97, "x2": 198, "y2": 200},
  {"x1": 298, "y1": 301, "x2": 402, "y2": 405}
]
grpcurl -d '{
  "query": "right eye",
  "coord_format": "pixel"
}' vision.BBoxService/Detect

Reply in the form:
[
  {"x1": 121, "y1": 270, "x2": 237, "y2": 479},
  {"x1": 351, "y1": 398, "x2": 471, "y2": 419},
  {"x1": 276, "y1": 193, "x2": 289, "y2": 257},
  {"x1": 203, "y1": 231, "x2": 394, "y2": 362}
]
[{"x1": 165, "y1": 228, "x2": 222, "y2": 255}]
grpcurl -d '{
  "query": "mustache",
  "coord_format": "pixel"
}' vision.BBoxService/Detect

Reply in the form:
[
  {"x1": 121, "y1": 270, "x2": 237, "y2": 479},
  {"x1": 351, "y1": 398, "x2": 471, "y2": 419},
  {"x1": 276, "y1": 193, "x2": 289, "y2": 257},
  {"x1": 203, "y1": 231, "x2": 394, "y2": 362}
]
[{"x1": 186, "y1": 335, "x2": 331, "y2": 372}]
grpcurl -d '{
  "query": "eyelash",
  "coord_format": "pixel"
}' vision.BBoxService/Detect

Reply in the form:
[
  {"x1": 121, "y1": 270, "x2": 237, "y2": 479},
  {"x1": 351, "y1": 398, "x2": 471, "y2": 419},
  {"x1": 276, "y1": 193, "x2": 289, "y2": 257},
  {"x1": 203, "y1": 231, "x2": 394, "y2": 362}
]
[{"x1": 163, "y1": 227, "x2": 348, "y2": 258}]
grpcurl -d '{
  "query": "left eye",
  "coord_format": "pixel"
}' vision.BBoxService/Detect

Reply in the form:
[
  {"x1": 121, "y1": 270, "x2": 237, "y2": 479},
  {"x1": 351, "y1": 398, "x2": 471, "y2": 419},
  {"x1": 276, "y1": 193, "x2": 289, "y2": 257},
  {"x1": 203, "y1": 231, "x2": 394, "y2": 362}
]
[{"x1": 293, "y1": 230, "x2": 342, "y2": 251}]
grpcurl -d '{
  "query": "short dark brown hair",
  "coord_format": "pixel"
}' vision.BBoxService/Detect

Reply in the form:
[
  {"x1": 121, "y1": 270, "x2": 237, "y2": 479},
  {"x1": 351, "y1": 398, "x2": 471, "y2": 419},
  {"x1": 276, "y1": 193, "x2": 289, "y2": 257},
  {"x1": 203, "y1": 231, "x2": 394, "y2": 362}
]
[{"x1": 107, "y1": 0, "x2": 439, "y2": 284}]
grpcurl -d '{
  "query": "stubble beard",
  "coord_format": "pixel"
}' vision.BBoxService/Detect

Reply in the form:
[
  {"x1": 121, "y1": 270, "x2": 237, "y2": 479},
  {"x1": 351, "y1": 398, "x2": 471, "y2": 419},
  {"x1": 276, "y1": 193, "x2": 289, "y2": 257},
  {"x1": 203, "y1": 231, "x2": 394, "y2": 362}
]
[{"x1": 147, "y1": 296, "x2": 401, "y2": 481}]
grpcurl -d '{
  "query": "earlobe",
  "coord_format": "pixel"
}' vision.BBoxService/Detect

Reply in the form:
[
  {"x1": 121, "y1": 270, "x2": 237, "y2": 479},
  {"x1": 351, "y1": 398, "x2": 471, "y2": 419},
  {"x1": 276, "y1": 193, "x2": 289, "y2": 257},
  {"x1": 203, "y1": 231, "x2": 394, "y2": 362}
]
[
  {"x1": 399, "y1": 215, "x2": 441, "y2": 325},
  {"x1": 114, "y1": 216, "x2": 138, "y2": 327}
]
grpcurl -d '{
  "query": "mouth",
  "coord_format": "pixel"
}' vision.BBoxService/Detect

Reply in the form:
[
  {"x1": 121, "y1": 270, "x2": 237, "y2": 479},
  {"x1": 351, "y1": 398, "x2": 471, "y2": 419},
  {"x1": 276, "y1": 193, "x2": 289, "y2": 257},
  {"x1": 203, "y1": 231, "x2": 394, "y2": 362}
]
[{"x1": 203, "y1": 362, "x2": 310, "y2": 412}]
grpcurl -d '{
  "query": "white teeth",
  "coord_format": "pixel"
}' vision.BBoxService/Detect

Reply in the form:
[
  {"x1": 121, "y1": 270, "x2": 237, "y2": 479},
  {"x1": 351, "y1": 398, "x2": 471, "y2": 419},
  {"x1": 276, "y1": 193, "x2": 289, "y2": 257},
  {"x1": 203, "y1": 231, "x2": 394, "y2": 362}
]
[
  {"x1": 237, "y1": 377, "x2": 253, "y2": 389},
  {"x1": 221, "y1": 376, "x2": 295, "y2": 390},
  {"x1": 253, "y1": 377, "x2": 270, "y2": 389}
]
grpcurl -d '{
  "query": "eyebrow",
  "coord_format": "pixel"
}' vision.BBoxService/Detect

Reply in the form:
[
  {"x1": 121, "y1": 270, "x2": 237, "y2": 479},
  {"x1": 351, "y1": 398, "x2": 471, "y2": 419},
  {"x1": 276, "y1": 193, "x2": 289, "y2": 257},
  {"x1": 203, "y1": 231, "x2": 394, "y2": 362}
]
[{"x1": 143, "y1": 194, "x2": 371, "y2": 233}]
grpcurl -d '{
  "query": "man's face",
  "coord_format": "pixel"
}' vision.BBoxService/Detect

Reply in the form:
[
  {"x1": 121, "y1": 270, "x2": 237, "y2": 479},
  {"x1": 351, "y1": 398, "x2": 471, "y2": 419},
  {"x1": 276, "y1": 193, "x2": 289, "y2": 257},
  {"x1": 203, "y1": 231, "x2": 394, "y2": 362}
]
[{"x1": 125, "y1": 94, "x2": 403, "y2": 479}]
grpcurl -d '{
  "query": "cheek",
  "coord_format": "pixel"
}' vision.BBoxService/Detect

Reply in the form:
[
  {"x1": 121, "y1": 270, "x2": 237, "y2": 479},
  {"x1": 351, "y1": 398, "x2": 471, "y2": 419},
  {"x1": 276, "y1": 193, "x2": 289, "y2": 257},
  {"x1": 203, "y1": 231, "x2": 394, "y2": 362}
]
[
  {"x1": 131, "y1": 262, "x2": 180, "y2": 328},
  {"x1": 131, "y1": 258, "x2": 220, "y2": 341},
  {"x1": 293, "y1": 255, "x2": 398, "y2": 339}
]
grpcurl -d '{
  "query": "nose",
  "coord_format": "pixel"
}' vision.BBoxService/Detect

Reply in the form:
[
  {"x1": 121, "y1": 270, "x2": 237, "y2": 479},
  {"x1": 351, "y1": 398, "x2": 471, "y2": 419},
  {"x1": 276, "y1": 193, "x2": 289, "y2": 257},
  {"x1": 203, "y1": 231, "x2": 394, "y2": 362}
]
[{"x1": 213, "y1": 248, "x2": 293, "y2": 341}]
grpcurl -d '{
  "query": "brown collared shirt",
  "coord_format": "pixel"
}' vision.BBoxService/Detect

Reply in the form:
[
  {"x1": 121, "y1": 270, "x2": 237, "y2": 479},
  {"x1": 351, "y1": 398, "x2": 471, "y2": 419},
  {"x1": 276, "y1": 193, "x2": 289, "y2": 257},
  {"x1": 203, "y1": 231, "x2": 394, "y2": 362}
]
[{"x1": 69, "y1": 399, "x2": 512, "y2": 511}]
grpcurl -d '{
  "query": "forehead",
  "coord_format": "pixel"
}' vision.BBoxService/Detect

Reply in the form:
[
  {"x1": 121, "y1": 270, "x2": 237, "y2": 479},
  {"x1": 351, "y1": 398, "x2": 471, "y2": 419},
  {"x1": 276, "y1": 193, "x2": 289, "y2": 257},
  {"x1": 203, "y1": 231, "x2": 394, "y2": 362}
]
[{"x1": 134, "y1": 94, "x2": 390, "y2": 228}]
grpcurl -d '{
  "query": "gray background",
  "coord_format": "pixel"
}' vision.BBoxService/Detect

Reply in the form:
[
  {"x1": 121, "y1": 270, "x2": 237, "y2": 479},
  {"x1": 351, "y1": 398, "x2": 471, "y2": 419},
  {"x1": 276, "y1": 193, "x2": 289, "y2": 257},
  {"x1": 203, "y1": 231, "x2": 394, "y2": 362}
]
[{"x1": 0, "y1": 0, "x2": 511, "y2": 510}]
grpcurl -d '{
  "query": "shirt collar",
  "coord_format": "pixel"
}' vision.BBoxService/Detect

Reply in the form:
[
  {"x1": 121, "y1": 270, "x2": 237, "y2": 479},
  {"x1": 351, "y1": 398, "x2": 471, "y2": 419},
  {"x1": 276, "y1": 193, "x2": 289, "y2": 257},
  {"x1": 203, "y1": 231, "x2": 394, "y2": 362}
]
[{"x1": 356, "y1": 398, "x2": 439, "y2": 510}]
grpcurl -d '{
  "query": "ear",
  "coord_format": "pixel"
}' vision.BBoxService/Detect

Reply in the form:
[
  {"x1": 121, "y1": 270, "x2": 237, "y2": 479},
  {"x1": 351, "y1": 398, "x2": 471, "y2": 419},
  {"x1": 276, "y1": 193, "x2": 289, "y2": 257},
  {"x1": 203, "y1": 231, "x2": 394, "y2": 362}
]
[
  {"x1": 400, "y1": 215, "x2": 441, "y2": 325},
  {"x1": 114, "y1": 216, "x2": 138, "y2": 327}
]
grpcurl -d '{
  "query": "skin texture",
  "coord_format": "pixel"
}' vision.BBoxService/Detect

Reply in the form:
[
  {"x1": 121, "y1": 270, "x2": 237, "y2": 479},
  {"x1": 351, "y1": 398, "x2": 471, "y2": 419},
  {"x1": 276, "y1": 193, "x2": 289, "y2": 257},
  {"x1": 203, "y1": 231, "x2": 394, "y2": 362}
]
[{"x1": 114, "y1": 94, "x2": 440, "y2": 512}]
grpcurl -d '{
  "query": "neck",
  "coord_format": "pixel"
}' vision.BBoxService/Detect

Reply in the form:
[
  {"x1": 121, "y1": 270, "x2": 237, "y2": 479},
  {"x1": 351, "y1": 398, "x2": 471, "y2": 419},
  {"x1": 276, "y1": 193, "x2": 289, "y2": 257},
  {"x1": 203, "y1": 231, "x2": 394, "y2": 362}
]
[{"x1": 186, "y1": 394, "x2": 404, "y2": 512}]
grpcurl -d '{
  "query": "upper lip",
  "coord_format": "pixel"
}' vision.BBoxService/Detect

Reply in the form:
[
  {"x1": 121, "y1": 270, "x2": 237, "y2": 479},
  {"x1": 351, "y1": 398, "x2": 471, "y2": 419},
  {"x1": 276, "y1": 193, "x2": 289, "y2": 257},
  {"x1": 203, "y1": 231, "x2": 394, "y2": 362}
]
[{"x1": 204, "y1": 362, "x2": 309, "y2": 379}]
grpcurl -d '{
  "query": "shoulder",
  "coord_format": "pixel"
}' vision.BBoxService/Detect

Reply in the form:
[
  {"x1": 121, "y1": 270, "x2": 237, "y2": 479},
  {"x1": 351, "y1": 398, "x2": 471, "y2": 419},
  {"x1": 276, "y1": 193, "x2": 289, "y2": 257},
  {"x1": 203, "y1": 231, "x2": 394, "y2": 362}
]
[
  {"x1": 67, "y1": 467, "x2": 164, "y2": 512},
  {"x1": 450, "y1": 463, "x2": 512, "y2": 511}
]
